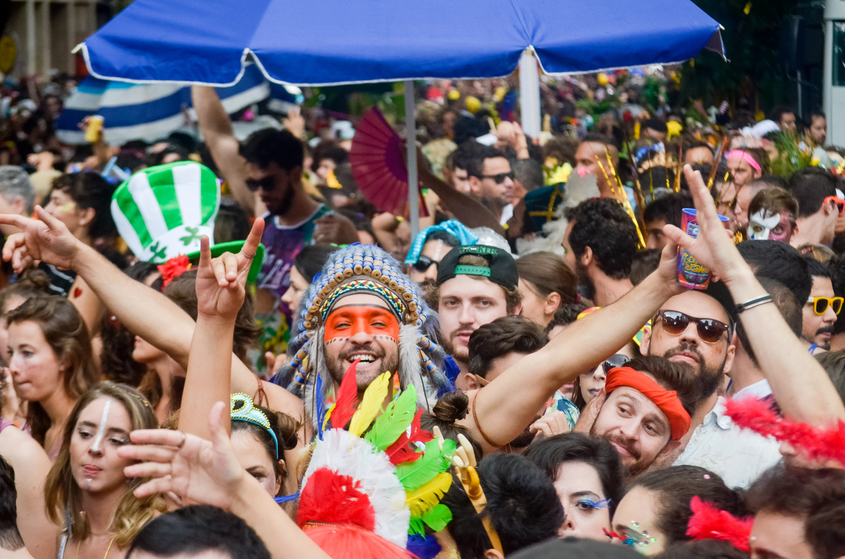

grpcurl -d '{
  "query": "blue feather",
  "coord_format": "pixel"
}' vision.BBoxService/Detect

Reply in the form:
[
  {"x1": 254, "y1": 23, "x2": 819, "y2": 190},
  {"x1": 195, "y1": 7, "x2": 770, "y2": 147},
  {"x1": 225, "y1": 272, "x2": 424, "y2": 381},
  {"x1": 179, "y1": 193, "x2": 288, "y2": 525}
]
[
  {"x1": 406, "y1": 534, "x2": 441, "y2": 559},
  {"x1": 316, "y1": 371, "x2": 325, "y2": 439}
]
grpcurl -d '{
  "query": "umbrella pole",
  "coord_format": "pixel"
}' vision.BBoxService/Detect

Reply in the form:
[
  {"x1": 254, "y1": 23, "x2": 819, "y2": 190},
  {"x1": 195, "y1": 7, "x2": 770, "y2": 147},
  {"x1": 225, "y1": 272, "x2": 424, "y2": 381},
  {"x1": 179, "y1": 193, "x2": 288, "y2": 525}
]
[
  {"x1": 519, "y1": 48, "x2": 541, "y2": 140},
  {"x1": 404, "y1": 79, "x2": 420, "y2": 237}
]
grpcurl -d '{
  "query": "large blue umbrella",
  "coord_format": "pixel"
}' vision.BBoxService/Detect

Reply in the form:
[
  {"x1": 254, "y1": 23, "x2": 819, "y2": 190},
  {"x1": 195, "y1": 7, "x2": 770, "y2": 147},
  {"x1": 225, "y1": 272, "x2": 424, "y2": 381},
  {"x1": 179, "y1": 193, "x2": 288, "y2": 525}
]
[{"x1": 76, "y1": 0, "x2": 723, "y2": 232}]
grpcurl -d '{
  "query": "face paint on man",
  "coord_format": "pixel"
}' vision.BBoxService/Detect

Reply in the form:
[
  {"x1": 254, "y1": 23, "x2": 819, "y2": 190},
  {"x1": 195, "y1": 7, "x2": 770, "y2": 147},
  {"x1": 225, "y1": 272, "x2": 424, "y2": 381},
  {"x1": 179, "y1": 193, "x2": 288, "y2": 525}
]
[
  {"x1": 323, "y1": 298, "x2": 402, "y2": 392},
  {"x1": 747, "y1": 210, "x2": 793, "y2": 242}
]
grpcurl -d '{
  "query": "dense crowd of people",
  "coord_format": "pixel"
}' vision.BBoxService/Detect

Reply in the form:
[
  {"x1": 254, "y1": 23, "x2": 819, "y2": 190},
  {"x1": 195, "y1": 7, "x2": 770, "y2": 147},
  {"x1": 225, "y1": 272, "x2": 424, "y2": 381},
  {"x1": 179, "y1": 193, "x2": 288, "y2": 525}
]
[{"x1": 0, "y1": 71, "x2": 843, "y2": 559}]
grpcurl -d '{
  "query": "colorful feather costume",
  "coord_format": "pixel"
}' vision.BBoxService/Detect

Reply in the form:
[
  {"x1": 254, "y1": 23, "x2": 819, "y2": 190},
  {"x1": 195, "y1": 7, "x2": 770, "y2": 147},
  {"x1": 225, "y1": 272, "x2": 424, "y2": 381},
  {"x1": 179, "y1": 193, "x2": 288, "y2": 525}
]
[
  {"x1": 296, "y1": 364, "x2": 456, "y2": 559},
  {"x1": 281, "y1": 244, "x2": 453, "y2": 429}
]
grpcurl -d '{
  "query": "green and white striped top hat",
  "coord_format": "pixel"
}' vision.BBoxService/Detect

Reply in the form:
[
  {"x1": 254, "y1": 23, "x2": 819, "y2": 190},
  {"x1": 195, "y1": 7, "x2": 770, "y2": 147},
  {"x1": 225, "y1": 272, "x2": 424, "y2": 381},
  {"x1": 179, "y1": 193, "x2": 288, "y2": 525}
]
[{"x1": 111, "y1": 162, "x2": 220, "y2": 263}]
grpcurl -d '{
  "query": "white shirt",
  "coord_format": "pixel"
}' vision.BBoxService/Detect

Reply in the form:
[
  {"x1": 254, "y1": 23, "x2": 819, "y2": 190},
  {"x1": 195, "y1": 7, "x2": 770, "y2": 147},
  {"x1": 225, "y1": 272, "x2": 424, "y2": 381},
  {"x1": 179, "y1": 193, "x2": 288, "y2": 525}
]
[
  {"x1": 499, "y1": 203, "x2": 514, "y2": 226},
  {"x1": 673, "y1": 396, "x2": 781, "y2": 489},
  {"x1": 733, "y1": 379, "x2": 773, "y2": 401}
]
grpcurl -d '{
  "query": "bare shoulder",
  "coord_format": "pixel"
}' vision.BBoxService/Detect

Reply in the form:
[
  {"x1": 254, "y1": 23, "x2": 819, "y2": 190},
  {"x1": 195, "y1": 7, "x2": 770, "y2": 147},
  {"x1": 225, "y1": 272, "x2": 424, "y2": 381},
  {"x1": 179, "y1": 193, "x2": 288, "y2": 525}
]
[{"x1": 0, "y1": 426, "x2": 50, "y2": 468}]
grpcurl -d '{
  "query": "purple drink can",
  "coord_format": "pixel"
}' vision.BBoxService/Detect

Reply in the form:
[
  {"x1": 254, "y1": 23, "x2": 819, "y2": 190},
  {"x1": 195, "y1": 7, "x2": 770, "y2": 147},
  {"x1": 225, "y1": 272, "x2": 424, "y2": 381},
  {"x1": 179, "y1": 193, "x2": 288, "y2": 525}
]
[{"x1": 676, "y1": 209, "x2": 730, "y2": 290}]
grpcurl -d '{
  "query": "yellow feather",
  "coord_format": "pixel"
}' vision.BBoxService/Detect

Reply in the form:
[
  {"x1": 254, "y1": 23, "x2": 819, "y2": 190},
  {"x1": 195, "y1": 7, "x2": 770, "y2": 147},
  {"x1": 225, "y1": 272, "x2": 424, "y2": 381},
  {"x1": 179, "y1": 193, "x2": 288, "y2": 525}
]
[
  {"x1": 348, "y1": 371, "x2": 390, "y2": 437},
  {"x1": 406, "y1": 472, "x2": 452, "y2": 517}
]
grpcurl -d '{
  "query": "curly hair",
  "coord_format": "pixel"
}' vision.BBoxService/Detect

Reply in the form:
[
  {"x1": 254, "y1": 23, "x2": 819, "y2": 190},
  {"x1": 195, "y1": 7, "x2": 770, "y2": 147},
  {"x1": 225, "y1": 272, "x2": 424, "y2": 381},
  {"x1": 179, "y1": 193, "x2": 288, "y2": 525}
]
[
  {"x1": 240, "y1": 129, "x2": 304, "y2": 171},
  {"x1": 565, "y1": 198, "x2": 638, "y2": 279}
]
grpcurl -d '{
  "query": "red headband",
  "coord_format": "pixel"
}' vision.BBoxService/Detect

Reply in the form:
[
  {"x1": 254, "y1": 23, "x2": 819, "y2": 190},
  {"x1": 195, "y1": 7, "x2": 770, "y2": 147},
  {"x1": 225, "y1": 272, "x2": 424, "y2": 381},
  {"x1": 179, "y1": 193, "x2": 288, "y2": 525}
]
[{"x1": 604, "y1": 367, "x2": 691, "y2": 440}]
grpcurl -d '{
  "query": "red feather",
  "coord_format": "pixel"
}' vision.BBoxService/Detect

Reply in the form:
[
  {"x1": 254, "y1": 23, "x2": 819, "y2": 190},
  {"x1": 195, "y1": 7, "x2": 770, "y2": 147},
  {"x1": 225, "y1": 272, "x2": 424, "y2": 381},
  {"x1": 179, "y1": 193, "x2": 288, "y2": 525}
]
[
  {"x1": 330, "y1": 360, "x2": 360, "y2": 430},
  {"x1": 306, "y1": 523, "x2": 417, "y2": 559},
  {"x1": 297, "y1": 468, "x2": 375, "y2": 531},
  {"x1": 686, "y1": 496, "x2": 753, "y2": 552},
  {"x1": 385, "y1": 409, "x2": 434, "y2": 465},
  {"x1": 724, "y1": 397, "x2": 845, "y2": 467}
]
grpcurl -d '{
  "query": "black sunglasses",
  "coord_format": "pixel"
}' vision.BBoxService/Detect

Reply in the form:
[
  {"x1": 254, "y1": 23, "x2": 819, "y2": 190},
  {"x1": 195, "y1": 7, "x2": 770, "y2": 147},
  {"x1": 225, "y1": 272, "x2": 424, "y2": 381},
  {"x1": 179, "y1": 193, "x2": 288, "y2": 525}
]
[
  {"x1": 656, "y1": 310, "x2": 731, "y2": 344},
  {"x1": 412, "y1": 255, "x2": 440, "y2": 272},
  {"x1": 245, "y1": 175, "x2": 277, "y2": 192},
  {"x1": 476, "y1": 171, "x2": 514, "y2": 184},
  {"x1": 602, "y1": 354, "x2": 630, "y2": 375}
]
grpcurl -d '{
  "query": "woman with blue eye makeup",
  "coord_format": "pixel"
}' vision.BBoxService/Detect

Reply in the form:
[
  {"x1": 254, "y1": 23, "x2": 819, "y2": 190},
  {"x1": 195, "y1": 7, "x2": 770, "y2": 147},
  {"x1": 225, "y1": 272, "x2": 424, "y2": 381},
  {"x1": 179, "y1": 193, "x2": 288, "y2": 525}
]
[
  {"x1": 525, "y1": 433, "x2": 624, "y2": 541},
  {"x1": 44, "y1": 382, "x2": 165, "y2": 559}
]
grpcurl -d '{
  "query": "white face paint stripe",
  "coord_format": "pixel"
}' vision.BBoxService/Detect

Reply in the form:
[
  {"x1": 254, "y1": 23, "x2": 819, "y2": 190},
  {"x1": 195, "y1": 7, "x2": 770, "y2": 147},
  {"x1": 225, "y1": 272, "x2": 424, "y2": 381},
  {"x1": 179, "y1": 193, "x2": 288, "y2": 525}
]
[
  {"x1": 748, "y1": 210, "x2": 781, "y2": 241},
  {"x1": 91, "y1": 399, "x2": 111, "y2": 453}
]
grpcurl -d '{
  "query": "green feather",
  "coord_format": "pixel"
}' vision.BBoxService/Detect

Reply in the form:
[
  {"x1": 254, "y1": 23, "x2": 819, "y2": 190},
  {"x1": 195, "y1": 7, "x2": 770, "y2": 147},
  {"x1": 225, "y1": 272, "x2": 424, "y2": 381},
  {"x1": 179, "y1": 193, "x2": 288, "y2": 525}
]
[
  {"x1": 396, "y1": 438, "x2": 456, "y2": 492},
  {"x1": 422, "y1": 504, "x2": 453, "y2": 532},
  {"x1": 408, "y1": 517, "x2": 425, "y2": 536},
  {"x1": 363, "y1": 385, "x2": 417, "y2": 451}
]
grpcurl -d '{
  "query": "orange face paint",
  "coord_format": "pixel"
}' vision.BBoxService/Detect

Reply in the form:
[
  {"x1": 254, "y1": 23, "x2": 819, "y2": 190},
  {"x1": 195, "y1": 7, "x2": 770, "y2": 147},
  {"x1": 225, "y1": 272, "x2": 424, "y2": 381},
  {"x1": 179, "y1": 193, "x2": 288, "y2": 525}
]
[{"x1": 324, "y1": 305, "x2": 400, "y2": 342}]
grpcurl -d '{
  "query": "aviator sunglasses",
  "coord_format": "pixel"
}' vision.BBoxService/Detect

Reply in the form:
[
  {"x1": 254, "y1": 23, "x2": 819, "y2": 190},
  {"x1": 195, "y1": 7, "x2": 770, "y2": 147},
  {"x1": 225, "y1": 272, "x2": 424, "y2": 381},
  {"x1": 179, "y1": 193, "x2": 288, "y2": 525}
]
[
  {"x1": 656, "y1": 310, "x2": 731, "y2": 344},
  {"x1": 807, "y1": 296, "x2": 844, "y2": 316}
]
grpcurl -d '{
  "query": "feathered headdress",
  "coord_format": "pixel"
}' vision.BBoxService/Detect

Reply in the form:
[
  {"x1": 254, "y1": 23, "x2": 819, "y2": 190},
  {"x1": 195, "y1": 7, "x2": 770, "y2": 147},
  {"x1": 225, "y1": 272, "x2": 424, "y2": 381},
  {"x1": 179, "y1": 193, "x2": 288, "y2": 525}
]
[
  {"x1": 686, "y1": 496, "x2": 753, "y2": 552},
  {"x1": 723, "y1": 397, "x2": 845, "y2": 467},
  {"x1": 296, "y1": 363, "x2": 455, "y2": 559},
  {"x1": 285, "y1": 244, "x2": 453, "y2": 427}
]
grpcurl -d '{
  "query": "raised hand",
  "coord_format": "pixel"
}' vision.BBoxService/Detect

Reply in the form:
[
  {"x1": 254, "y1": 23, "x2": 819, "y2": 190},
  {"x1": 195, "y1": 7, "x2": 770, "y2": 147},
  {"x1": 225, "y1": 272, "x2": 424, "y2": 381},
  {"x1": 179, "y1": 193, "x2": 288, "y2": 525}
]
[
  {"x1": 662, "y1": 166, "x2": 747, "y2": 286},
  {"x1": 0, "y1": 206, "x2": 80, "y2": 272},
  {"x1": 120, "y1": 401, "x2": 246, "y2": 509},
  {"x1": 195, "y1": 218, "x2": 264, "y2": 321}
]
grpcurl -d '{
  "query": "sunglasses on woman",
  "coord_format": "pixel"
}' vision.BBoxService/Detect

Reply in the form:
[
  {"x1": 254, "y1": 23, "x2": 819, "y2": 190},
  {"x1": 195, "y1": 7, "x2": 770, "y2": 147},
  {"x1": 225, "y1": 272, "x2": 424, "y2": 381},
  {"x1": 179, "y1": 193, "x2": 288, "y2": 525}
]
[
  {"x1": 807, "y1": 296, "x2": 844, "y2": 315},
  {"x1": 601, "y1": 354, "x2": 630, "y2": 375},
  {"x1": 656, "y1": 310, "x2": 731, "y2": 344}
]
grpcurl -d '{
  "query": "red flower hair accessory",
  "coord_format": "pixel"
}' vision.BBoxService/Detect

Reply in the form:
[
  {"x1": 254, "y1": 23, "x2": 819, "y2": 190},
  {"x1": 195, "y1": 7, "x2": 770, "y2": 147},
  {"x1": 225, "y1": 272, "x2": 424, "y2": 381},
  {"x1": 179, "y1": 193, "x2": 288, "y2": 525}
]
[{"x1": 157, "y1": 255, "x2": 192, "y2": 288}]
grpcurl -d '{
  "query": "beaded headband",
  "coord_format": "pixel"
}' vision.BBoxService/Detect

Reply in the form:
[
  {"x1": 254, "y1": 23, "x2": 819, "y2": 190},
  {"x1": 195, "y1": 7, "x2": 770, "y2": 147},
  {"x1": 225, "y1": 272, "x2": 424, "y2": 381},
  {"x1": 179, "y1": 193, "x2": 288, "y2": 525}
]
[
  {"x1": 231, "y1": 393, "x2": 279, "y2": 459},
  {"x1": 319, "y1": 279, "x2": 407, "y2": 322}
]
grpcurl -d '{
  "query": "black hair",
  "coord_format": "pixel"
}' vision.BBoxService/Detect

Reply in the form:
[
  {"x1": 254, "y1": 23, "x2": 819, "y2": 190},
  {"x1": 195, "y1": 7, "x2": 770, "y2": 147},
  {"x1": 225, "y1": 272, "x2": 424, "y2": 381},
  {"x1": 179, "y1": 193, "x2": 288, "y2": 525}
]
[
  {"x1": 565, "y1": 198, "x2": 639, "y2": 279},
  {"x1": 735, "y1": 277, "x2": 803, "y2": 367},
  {"x1": 789, "y1": 167, "x2": 838, "y2": 217},
  {"x1": 737, "y1": 240, "x2": 812, "y2": 305},
  {"x1": 240, "y1": 128, "x2": 304, "y2": 171},
  {"x1": 293, "y1": 244, "x2": 337, "y2": 283},
  {"x1": 126, "y1": 505, "x2": 271, "y2": 559},
  {"x1": 805, "y1": 256, "x2": 831, "y2": 279},
  {"x1": 827, "y1": 254, "x2": 845, "y2": 336},
  {"x1": 644, "y1": 193, "x2": 694, "y2": 228},
  {"x1": 420, "y1": 229, "x2": 461, "y2": 253},
  {"x1": 49, "y1": 172, "x2": 118, "y2": 239},
  {"x1": 747, "y1": 465, "x2": 845, "y2": 559},
  {"x1": 465, "y1": 145, "x2": 509, "y2": 179},
  {"x1": 309, "y1": 140, "x2": 349, "y2": 173},
  {"x1": 467, "y1": 316, "x2": 547, "y2": 379},
  {"x1": 448, "y1": 140, "x2": 483, "y2": 172},
  {"x1": 630, "y1": 248, "x2": 662, "y2": 286},
  {"x1": 544, "y1": 303, "x2": 589, "y2": 335},
  {"x1": 750, "y1": 175, "x2": 788, "y2": 189},
  {"x1": 804, "y1": 111, "x2": 827, "y2": 130},
  {"x1": 0, "y1": 455, "x2": 24, "y2": 551},
  {"x1": 629, "y1": 466, "x2": 748, "y2": 547},
  {"x1": 769, "y1": 105, "x2": 795, "y2": 125},
  {"x1": 582, "y1": 132, "x2": 619, "y2": 150},
  {"x1": 524, "y1": 433, "x2": 624, "y2": 515},
  {"x1": 444, "y1": 454, "x2": 565, "y2": 557}
]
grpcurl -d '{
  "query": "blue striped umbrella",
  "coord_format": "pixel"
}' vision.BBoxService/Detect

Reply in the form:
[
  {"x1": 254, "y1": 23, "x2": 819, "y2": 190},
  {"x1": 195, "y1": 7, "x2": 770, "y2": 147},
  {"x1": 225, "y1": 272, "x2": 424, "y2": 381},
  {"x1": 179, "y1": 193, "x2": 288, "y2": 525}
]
[{"x1": 56, "y1": 63, "x2": 301, "y2": 145}]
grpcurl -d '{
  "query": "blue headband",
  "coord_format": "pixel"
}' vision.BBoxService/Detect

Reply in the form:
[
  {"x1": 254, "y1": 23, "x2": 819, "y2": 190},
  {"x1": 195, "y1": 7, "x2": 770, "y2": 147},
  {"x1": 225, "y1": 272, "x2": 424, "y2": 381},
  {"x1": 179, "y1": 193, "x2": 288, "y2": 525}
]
[{"x1": 231, "y1": 393, "x2": 279, "y2": 459}]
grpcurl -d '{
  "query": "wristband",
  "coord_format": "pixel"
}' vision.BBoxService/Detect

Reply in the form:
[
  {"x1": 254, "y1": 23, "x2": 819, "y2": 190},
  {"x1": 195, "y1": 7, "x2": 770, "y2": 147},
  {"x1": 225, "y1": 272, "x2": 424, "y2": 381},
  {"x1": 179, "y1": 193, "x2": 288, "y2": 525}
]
[{"x1": 735, "y1": 294, "x2": 773, "y2": 314}]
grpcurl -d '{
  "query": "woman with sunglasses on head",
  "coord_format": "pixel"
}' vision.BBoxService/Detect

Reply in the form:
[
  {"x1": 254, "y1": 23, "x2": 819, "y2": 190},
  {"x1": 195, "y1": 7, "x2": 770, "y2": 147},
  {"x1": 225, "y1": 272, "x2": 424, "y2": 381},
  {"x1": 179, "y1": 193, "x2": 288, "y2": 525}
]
[
  {"x1": 45, "y1": 382, "x2": 165, "y2": 559},
  {"x1": 404, "y1": 228, "x2": 461, "y2": 295}
]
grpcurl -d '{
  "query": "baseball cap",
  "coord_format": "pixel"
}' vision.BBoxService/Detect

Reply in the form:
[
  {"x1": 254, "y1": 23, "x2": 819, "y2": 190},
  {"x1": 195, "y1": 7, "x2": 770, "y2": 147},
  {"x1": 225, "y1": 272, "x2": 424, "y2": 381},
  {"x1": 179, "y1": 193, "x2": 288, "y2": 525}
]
[
  {"x1": 510, "y1": 537, "x2": 642, "y2": 559},
  {"x1": 435, "y1": 245, "x2": 518, "y2": 291}
]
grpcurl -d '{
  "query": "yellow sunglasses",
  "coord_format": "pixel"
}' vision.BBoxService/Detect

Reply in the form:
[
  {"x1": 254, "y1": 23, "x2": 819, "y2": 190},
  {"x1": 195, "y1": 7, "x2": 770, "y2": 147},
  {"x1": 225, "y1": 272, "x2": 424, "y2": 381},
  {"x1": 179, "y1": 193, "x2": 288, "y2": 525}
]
[{"x1": 807, "y1": 296, "x2": 844, "y2": 316}]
